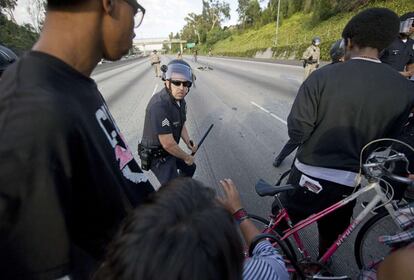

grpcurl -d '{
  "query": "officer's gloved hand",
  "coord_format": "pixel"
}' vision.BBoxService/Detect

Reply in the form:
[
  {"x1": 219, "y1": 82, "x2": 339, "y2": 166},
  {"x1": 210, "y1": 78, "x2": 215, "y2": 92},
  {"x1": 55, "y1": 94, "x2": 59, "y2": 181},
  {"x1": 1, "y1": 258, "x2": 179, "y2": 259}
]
[
  {"x1": 184, "y1": 155, "x2": 194, "y2": 166},
  {"x1": 188, "y1": 141, "x2": 198, "y2": 154}
]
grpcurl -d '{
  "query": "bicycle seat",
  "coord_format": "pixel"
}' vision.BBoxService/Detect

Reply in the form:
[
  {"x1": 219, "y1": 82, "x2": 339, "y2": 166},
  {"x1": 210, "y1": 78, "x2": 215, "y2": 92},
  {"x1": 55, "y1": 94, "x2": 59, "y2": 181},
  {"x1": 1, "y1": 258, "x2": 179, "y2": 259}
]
[{"x1": 255, "y1": 179, "x2": 296, "y2": 197}]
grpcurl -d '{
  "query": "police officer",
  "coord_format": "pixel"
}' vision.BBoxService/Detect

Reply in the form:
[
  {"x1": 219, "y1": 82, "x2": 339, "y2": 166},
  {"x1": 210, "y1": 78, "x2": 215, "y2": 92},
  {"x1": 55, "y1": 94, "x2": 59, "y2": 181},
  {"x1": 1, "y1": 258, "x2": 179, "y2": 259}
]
[
  {"x1": 329, "y1": 39, "x2": 345, "y2": 64},
  {"x1": 150, "y1": 49, "x2": 161, "y2": 77},
  {"x1": 380, "y1": 12, "x2": 414, "y2": 78},
  {"x1": 302, "y1": 36, "x2": 321, "y2": 79},
  {"x1": 139, "y1": 59, "x2": 197, "y2": 185}
]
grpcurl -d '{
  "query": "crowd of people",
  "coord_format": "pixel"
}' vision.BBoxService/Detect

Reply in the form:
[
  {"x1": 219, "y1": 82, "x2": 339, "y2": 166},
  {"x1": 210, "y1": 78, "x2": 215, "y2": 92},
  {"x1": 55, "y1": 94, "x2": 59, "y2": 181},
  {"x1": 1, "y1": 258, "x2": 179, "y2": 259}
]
[{"x1": 0, "y1": 1, "x2": 413, "y2": 280}]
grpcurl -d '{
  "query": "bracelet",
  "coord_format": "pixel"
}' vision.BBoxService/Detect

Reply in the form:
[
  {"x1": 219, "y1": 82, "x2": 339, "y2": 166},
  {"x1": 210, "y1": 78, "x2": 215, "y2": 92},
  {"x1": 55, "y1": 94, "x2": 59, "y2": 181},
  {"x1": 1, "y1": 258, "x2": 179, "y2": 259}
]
[{"x1": 232, "y1": 208, "x2": 249, "y2": 224}]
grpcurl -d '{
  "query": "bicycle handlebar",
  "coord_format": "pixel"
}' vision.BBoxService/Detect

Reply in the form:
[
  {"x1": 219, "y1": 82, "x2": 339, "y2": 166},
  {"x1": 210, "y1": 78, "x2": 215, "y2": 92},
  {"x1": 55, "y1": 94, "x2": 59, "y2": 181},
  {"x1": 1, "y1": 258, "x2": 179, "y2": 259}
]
[
  {"x1": 363, "y1": 152, "x2": 413, "y2": 186},
  {"x1": 384, "y1": 170, "x2": 414, "y2": 186}
]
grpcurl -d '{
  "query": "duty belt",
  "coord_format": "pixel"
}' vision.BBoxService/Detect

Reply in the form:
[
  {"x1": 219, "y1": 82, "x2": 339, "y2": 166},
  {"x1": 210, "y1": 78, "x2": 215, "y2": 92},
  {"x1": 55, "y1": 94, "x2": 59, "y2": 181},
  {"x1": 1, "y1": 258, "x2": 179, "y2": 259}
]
[{"x1": 138, "y1": 143, "x2": 168, "y2": 158}]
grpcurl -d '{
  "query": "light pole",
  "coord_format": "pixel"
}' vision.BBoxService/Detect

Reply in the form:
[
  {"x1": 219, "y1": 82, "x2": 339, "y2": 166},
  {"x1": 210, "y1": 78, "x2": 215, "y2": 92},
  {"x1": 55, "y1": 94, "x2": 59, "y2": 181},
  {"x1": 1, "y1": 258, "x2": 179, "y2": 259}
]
[{"x1": 275, "y1": 0, "x2": 281, "y2": 47}]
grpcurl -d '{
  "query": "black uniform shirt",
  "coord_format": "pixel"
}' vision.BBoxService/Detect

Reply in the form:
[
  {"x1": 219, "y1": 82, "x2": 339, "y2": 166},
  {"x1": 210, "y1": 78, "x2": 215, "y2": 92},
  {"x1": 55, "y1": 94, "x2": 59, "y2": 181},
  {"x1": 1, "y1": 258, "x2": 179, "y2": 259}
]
[
  {"x1": 380, "y1": 37, "x2": 414, "y2": 71},
  {"x1": 141, "y1": 87, "x2": 187, "y2": 147}
]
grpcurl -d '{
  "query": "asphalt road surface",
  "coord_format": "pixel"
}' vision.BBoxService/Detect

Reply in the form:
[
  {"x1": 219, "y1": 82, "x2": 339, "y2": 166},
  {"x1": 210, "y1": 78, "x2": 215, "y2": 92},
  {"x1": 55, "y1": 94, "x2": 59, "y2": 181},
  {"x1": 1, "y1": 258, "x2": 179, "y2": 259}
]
[{"x1": 92, "y1": 55, "x2": 379, "y2": 279}]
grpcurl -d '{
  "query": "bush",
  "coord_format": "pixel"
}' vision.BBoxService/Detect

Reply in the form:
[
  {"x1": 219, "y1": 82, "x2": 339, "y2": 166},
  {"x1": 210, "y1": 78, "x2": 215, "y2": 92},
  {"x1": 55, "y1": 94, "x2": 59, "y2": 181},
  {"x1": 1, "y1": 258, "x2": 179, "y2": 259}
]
[
  {"x1": 0, "y1": 15, "x2": 38, "y2": 55},
  {"x1": 206, "y1": 28, "x2": 232, "y2": 46}
]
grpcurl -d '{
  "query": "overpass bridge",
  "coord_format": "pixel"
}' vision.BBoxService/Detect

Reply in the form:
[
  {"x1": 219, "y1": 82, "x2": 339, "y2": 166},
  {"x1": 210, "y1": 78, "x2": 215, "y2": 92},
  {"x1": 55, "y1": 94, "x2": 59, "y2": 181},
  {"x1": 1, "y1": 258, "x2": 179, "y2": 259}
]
[{"x1": 133, "y1": 38, "x2": 187, "y2": 55}]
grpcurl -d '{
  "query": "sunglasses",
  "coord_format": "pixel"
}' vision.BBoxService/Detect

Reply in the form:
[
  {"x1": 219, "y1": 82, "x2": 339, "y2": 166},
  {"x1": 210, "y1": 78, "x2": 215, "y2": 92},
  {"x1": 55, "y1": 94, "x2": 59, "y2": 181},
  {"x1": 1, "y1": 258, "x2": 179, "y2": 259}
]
[
  {"x1": 123, "y1": 0, "x2": 146, "y2": 28},
  {"x1": 170, "y1": 80, "x2": 192, "y2": 88}
]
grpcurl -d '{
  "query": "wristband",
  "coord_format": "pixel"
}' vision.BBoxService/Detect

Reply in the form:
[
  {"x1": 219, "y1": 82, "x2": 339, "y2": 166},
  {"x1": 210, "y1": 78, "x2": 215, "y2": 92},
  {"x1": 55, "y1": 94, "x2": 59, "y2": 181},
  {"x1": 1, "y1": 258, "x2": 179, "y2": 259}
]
[{"x1": 232, "y1": 208, "x2": 249, "y2": 224}]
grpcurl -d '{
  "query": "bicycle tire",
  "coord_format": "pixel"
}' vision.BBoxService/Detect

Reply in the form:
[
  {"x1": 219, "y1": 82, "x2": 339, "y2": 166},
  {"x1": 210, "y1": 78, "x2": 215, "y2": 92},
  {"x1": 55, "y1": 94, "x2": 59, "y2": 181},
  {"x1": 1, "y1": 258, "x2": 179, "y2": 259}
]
[
  {"x1": 248, "y1": 214, "x2": 297, "y2": 262},
  {"x1": 354, "y1": 211, "x2": 404, "y2": 269}
]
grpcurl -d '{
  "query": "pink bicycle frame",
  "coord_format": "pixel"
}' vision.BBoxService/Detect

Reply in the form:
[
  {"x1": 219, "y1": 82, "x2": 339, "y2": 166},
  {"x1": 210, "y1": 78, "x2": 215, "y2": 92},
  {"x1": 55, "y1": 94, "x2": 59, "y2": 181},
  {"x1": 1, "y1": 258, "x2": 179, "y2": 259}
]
[{"x1": 265, "y1": 181, "x2": 390, "y2": 264}]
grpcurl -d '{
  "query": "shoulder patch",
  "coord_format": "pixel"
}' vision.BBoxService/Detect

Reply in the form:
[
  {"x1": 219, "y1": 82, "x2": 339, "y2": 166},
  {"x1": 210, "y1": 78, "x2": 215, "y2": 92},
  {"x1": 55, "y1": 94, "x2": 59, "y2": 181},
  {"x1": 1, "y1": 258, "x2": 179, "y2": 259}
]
[{"x1": 162, "y1": 118, "x2": 170, "y2": 127}]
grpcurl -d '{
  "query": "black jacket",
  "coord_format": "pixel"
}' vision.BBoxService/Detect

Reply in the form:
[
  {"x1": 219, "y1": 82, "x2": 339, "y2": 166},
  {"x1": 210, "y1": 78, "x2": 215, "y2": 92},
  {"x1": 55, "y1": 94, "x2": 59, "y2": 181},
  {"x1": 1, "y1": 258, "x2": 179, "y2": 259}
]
[{"x1": 288, "y1": 59, "x2": 414, "y2": 172}]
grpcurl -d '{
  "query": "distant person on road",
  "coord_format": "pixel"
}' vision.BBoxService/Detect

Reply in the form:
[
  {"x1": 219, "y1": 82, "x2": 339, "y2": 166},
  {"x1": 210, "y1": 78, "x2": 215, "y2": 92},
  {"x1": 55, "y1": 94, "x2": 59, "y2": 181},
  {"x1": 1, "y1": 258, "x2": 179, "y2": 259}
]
[
  {"x1": 139, "y1": 59, "x2": 197, "y2": 185},
  {"x1": 94, "y1": 177, "x2": 289, "y2": 280},
  {"x1": 208, "y1": 48, "x2": 213, "y2": 56},
  {"x1": 177, "y1": 51, "x2": 183, "y2": 59},
  {"x1": 276, "y1": 8, "x2": 414, "y2": 257},
  {"x1": 302, "y1": 36, "x2": 321, "y2": 79},
  {"x1": 380, "y1": 12, "x2": 414, "y2": 79},
  {"x1": 194, "y1": 48, "x2": 198, "y2": 62},
  {"x1": 0, "y1": 45, "x2": 18, "y2": 79},
  {"x1": 0, "y1": 0, "x2": 154, "y2": 279},
  {"x1": 150, "y1": 49, "x2": 161, "y2": 77}
]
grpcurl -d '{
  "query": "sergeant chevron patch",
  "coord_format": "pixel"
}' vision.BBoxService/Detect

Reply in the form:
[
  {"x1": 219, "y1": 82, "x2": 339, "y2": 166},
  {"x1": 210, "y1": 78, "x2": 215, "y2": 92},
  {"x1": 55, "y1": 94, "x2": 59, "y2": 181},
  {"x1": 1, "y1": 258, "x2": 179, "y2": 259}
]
[{"x1": 162, "y1": 118, "x2": 170, "y2": 127}]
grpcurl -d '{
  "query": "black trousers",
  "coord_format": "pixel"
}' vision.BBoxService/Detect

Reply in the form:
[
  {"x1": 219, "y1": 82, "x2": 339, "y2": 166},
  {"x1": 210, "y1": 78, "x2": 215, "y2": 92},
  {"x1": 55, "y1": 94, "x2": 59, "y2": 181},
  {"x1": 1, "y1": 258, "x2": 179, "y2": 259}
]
[
  {"x1": 151, "y1": 156, "x2": 196, "y2": 185},
  {"x1": 279, "y1": 165, "x2": 356, "y2": 246}
]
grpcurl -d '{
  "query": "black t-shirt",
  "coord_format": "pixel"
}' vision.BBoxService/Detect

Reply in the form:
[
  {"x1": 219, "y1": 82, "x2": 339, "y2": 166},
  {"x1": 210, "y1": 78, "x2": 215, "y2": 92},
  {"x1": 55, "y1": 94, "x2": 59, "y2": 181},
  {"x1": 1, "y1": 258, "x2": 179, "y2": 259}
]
[
  {"x1": 288, "y1": 59, "x2": 414, "y2": 172},
  {"x1": 141, "y1": 87, "x2": 187, "y2": 147},
  {"x1": 380, "y1": 37, "x2": 414, "y2": 72},
  {"x1": 0, "y1": 51, "x2": 154, "y2": 279}
]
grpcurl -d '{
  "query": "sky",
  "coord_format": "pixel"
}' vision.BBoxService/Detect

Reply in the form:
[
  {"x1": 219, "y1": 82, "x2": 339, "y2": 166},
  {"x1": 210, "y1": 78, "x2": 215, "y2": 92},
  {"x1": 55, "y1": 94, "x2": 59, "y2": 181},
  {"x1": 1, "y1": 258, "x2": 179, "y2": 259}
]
[{"x1": 13, "y1": 0, "x2": 271, "y2": 39}]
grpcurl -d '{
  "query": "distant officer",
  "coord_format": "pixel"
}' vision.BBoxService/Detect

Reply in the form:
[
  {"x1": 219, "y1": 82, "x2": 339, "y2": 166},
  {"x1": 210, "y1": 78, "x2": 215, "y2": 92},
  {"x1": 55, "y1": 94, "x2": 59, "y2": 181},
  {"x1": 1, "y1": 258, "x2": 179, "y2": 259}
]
[
  {"x1": 302, "y1": 36, "x2": 321, "y2": 79},
  {"x1": 150, "y1": 49, "x2": 161, "y2": 77},
  {"x1": 329, "y1": 39, "x2": 345, "y2": 64},
  {"x1": 380, "y1": 12, "x2": 414, "y2": 78},
  {"x1": 139, "y1": 60, "x2": 197, "y2": 185},
  {"x1": 177, "y1": 51, "x2": 183, "y2": 59}
]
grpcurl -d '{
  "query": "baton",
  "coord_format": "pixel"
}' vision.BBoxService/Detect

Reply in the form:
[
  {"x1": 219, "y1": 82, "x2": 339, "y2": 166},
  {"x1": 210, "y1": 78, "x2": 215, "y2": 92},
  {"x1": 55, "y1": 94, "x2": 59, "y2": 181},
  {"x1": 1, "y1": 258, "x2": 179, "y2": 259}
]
[{"x1": 190, "y1": 124, "x2": 214, "y2": 156}]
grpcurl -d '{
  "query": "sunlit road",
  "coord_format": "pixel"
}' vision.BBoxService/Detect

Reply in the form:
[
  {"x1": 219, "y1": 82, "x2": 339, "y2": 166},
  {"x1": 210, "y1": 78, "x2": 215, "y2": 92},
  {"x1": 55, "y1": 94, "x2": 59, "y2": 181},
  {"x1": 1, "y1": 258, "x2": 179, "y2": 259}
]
[{"x1": 92, "y1": 55, "x2": 371, "y2": 278}]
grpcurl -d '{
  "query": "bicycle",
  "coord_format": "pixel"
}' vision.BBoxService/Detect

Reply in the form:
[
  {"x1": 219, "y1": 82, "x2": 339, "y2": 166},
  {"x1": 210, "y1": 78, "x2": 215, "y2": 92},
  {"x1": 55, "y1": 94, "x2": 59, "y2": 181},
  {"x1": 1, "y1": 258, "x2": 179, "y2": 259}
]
[{"x1": 248, "y1": 139, "x2": 414, "y2": 279}]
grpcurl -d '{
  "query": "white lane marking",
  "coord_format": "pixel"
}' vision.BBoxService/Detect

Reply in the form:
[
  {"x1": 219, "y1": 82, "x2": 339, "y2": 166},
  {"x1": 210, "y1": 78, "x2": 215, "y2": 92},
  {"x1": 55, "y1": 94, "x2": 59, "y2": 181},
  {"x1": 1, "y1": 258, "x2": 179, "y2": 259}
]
[
  {"x1": 251, "y1": 101, "x2": 287, "y2": 125},
  {"x1": 152, "y1": 84, "x2": 158, "y2": 96},
  {"x1": 92, "y1": 59, "x2": 149, "y2": 79},
  {"x1": 209, "y1": 56, "x2": 301, "y2": 69}
]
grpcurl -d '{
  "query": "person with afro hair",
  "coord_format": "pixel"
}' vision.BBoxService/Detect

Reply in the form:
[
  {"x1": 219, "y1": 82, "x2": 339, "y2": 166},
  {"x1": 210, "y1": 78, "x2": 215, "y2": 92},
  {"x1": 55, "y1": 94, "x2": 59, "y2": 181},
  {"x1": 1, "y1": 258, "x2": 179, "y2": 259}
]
[{"x1": 276, "y1": 7, "x2": 414, "y2": 256}]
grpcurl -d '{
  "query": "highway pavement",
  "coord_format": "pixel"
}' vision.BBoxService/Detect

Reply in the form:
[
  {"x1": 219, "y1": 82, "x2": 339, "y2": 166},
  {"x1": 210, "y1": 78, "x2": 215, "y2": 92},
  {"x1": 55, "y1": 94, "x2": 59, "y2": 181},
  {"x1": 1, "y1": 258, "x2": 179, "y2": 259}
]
[{"x1": 92, "y1": 55, "x2": 376, "y2": 279}]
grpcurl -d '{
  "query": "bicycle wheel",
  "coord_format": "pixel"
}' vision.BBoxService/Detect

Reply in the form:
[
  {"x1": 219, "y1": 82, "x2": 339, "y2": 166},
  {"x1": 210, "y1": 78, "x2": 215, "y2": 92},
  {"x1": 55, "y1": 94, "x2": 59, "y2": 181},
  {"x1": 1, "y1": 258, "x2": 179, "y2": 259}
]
[
  {"x1": 248, "y1": 214, "x2": 297, "y2": 262},
  {"x1": 354, "y1": 211, "x2": 404, "y2": 269}
]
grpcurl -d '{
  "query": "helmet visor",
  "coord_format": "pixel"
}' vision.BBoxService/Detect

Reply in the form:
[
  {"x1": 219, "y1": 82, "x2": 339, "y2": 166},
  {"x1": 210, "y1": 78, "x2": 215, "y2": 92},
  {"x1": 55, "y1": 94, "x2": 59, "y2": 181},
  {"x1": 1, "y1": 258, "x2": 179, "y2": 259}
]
[
  {"x1": 166, "y1": 63, "x2": 193, "y2": 84},
  {"x1": 400, "y1": 17, "x2": 414, "y2": 34}
]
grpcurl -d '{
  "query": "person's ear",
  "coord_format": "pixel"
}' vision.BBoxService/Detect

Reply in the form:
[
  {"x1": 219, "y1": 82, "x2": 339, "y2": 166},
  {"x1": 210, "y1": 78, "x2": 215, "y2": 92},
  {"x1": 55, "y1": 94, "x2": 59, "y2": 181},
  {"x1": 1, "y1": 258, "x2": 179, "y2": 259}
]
[
  {"x1": 102, "y1": 0, "x2": 115, "y2": 14},
  {"x1": 346, "y1": 38, "x2": 353, "y2": 49}
]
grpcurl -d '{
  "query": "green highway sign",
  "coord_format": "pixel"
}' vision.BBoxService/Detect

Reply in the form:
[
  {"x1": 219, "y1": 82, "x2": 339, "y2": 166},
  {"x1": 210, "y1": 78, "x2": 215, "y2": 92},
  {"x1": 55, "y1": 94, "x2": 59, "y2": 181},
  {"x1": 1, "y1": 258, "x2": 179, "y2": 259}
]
[{"x1": 186, "y1": 43, "x2": 196, "y2": 49}]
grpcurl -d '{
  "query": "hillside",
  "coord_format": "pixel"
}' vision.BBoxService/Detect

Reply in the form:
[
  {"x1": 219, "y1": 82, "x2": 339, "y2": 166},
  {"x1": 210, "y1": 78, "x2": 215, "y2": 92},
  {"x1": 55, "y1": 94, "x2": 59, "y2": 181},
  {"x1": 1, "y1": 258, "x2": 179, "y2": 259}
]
[{"x1": 211, "y1": 0, "x2": 414, "y2": 60}]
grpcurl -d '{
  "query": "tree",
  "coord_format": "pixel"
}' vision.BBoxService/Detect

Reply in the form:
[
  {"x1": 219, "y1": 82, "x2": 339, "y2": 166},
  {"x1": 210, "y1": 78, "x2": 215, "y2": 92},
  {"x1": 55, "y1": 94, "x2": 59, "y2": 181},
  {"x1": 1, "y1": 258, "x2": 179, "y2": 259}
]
[
  {"x1": 27, "y1": 0, "x2": 46, "y2": 33},
  {"x1": 237, "y1": 0, "x2": 261, "y2": 27},
  {"x1": 237, "y1": 0, "x2": 249, "y2": 24},
  {"x1": 202, "y1": 0, "x2": 230, "y2": 31},
  {"x1": 0, "y1": 0, "x2": 17, "y2": 22},
  {"x1": 183, "y1": 12, "x2": 204, "y2": 43},
  {"x1": 245, "y1": 0, "x2": 261, "y2": 26}
]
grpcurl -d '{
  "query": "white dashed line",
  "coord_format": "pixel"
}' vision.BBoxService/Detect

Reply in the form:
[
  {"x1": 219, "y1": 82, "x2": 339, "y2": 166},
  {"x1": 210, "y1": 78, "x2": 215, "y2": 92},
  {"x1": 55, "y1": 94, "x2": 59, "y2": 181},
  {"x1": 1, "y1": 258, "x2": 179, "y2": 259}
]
[
  {"x1": 152, "y1": 84, "x2": 158, "y2": 96},
  {"x1": 251, "y1": 101, "x2": 287, "y2": 125}
]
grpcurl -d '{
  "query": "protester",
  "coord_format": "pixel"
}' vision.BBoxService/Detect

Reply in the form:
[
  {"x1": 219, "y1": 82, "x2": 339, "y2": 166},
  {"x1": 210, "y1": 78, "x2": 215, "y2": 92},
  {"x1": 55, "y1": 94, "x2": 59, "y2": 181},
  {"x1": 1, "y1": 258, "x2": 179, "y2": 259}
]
[
  {"x1": 277, "y1": 8, "x2": 414, "y2": 256},
  {"x1": 95, "y1": 178, "x2": 289, "y2": 280},
  {"x1": 0, "y1": 1, "x2": 154, "y2": 279}
]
